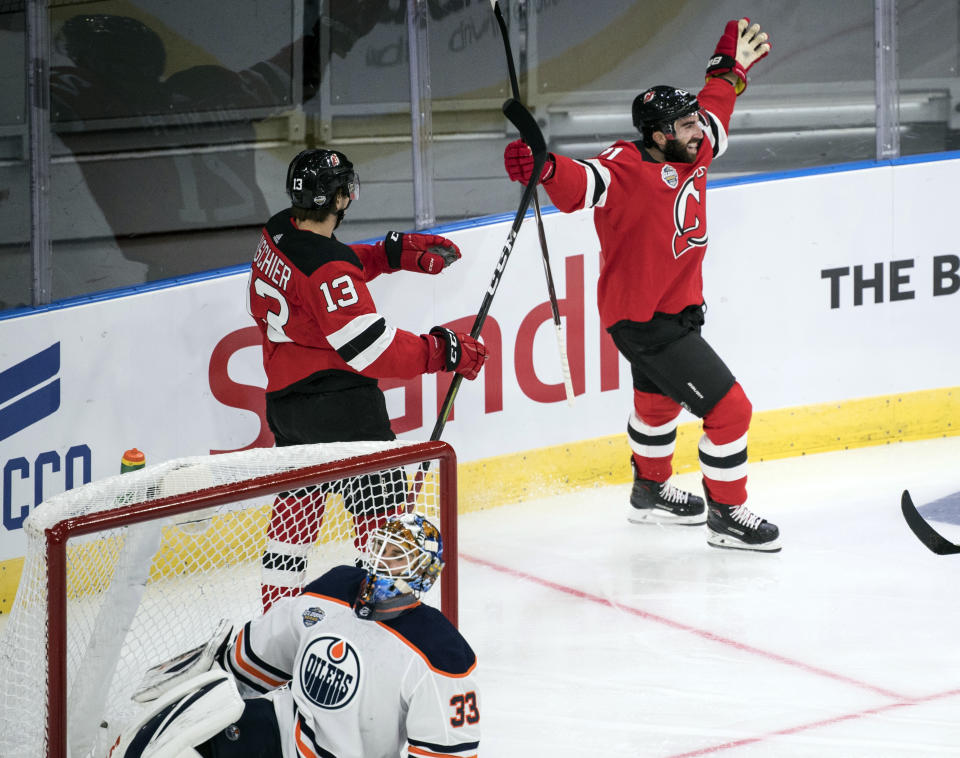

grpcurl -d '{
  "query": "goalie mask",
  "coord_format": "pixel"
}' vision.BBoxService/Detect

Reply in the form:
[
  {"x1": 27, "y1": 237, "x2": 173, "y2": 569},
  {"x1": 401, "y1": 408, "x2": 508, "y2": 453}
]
[
  {"x1": 286, "y1": 148, "x2": 360, "y2": 212},
  {"x1": 354, "y1": 514, "x2": 444, "y2": 620},
  {"x1": 632, "y1": 85, "x2": 700, "y2": 145}
]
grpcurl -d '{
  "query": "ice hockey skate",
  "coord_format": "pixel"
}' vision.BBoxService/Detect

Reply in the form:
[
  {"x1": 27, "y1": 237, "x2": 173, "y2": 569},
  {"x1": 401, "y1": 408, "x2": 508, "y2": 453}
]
[
  {"x1": 706, "y1": 497, "x2": 780, "y2": 552},
  {"x1": 628, "y1": 461, "x2": 706, "y2": 525}
]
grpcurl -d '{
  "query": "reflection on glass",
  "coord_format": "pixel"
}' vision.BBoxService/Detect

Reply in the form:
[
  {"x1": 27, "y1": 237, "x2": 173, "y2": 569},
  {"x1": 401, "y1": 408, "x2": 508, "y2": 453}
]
[
  {"x1": 534, "y1": 1, "x2": 883, "y2": 177},
  {"x1": 0, "y1": 7, "x2": 29, "y2": 312},
  {"x1": 45, "y1": 7, "x2": 299, "y2": 300},
  {"x1": 9, "y1": 1, "x2": 960, "y2": 310},
  {"x1": 896, "y1": 2, "x2": 958, "y2": 157},
  {"x1": 52, "y1": 13, "x2": 293, "y2": 121}
]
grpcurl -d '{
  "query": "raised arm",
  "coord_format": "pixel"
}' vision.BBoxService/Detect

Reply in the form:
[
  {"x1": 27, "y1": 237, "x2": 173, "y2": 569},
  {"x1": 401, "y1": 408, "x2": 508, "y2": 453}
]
[{"x1": 705, "y1": 17, "x2": 770, "y2": 95}]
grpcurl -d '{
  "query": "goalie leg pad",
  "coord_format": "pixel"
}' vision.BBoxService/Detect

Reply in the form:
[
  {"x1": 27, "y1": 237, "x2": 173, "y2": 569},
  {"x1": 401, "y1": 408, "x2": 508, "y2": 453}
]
[
  {"x1": 108, "y1": 671, "x2": 243, "y2": 758},
  {"x1": 134, "y1": 619, "x2": 233, "y2": 703}
]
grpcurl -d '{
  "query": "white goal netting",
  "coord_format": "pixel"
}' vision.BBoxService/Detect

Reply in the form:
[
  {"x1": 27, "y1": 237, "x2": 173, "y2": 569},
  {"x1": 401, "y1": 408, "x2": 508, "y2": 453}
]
[{"x1": 0, "y1": 440, "x2": 456, "y2": 758}]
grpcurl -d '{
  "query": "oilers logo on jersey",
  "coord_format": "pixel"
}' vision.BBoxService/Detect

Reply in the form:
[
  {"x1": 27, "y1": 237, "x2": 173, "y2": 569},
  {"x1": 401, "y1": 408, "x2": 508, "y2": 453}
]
[{"x1": 299, "y1": 636, "x2": 361, "y2": 709}]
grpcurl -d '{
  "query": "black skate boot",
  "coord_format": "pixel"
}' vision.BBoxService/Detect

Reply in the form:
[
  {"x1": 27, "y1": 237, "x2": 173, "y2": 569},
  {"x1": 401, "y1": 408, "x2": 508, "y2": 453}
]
[
  {"x1": 628, "y1": 460, "x2": 706, "y2": 525},
  {"x1": 706, "y1": 497, "x2": 781, "y2": 552}
]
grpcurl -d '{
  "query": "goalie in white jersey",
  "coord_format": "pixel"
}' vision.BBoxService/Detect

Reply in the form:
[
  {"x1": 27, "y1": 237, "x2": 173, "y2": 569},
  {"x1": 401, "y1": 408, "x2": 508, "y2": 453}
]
[{"x1": 109, "y1": 514, "x2": 479, "y2": 758}]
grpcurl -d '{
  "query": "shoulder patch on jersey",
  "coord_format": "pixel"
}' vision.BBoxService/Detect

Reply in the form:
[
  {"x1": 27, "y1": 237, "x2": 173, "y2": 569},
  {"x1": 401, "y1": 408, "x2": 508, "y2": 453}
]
[
  {"x1": 302, "y1": 607, "x2": 326, "y2": 627},
  {"x1": 264, "y1": 210, "x2": 363, "y2": 278},
  {"x1": 661, "y1": 164, "x2": 679, "y2": 188},
  {"x1": 303, "y1": 565, "x2": 365, "y2": 606},
  {"x1": 383, "y1": 605, "x2": 477, "y2": 676}
]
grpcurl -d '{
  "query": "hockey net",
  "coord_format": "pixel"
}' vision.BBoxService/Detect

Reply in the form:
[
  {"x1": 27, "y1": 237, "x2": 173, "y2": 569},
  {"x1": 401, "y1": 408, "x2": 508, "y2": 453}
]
[{"x1": 0, "y1": 440, "x2": 457, "y2": 758}]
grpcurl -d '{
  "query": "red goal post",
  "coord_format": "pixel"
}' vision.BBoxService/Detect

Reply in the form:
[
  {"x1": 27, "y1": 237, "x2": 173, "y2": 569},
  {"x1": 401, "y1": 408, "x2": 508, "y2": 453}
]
[{"x1": 0, "y1": 440, "x2": 457, "y2": 758}]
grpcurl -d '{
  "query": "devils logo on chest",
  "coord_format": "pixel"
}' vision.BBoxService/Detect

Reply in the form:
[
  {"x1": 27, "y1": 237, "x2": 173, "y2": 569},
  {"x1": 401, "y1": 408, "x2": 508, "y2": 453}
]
[{"x1": 672, "y1": 166, "x2": 708, "y2": 259}]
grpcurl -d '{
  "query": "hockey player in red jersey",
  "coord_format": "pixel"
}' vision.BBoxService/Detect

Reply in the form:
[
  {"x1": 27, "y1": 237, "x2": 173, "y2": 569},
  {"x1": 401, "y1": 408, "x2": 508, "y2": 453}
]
[
  {"x1": 503, "y1": 19, "x2": 779, "y2": 551},
  {"x1": 249, "y1": 149, "x2": 488, "y2": 609}
]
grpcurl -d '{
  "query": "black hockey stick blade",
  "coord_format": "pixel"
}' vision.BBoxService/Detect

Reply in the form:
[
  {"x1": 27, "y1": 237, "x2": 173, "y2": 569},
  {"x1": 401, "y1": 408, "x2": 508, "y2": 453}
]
[
  {"x1": 490, "y1": 0, "x2": 520, "y2": 98},
  {"x1": 502, "y1": 98, "x2": 546, "y2": 162},
  {"x1": 901, "y1": 489, "x2": 960, "y2": 555}
]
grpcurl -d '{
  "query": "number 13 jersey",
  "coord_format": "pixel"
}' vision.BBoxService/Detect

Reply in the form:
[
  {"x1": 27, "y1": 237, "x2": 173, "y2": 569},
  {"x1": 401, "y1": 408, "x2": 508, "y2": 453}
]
[{"x1": 247, "y1": 212, "x2": 431, "y2": 395}]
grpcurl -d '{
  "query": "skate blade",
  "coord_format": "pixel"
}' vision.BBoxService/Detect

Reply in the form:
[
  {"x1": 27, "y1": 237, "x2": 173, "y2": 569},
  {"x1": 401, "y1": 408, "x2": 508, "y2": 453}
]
[
  {"x1": 706, "y1": 532, "x2": 781, "y2": 552},
  {"x1": 628, "y1": 508, "x2": 706, "y2": 526}
]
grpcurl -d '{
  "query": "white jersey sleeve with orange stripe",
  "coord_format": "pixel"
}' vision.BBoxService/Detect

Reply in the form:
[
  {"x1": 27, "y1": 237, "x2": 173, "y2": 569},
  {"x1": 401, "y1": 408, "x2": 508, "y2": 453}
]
[{"x1": 223, "y1": 610, "x2": 298, "y2": 698}]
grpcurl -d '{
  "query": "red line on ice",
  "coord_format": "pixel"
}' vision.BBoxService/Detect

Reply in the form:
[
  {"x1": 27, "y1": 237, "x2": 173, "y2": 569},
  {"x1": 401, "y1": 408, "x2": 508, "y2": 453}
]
[
  {"x1": 462, "y1": 553, "x2": 960, "y2": 755},
  {"x1": 461, "y1": 552, "x2": 903, "y2": 699}
]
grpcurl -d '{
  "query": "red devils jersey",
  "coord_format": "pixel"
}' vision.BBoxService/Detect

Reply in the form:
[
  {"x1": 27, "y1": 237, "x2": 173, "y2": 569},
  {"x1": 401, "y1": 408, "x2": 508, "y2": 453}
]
[
  {"x1": 247, "y1": 213, "x2": 429, "y2": 394},
  {"x1": 542, "y1": 77, "x2": 737, "y2": 327}
]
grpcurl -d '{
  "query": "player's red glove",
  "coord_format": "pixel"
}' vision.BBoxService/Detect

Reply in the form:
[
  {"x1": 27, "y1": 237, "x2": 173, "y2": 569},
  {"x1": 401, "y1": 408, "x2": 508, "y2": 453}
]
[
  {"x1": 424, "y1": 327, "x2": 488, "y2": 380},
  {"x1": 384, "y1": 231, "x2": 461, "y2": 275},
  {"x1": 706, "y1": 18, "x2": 770, "y2": 95},
  {"x1": 504, "y1": 139, "x2": 555, "y2": 185}
]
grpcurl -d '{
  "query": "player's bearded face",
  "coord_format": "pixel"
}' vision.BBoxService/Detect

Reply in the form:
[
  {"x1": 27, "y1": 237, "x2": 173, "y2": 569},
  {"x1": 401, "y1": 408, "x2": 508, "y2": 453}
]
[{"x1": 663, "y1": 116, "x2": 702, "y2": 163}]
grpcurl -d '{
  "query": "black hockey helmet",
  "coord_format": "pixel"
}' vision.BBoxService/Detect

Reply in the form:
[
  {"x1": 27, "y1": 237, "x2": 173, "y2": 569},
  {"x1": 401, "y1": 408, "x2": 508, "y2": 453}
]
[
  {"x1": 286, "y1": 149, "x2": 359, "y2": 211},
  {"x1": 632, "y1": 86, "x2": 700, "y2": 143}
]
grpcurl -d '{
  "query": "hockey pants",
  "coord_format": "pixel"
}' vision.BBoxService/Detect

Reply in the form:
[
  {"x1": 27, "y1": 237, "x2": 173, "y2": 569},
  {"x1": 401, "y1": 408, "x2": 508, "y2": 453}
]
[{"x1": 609, "y1": 308, "x2": 752, "y2": 505}]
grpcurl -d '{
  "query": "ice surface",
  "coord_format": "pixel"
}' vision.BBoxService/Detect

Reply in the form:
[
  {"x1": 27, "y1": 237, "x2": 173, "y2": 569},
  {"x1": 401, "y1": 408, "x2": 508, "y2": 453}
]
[
  {"x1": 457, "y1": 436, "x2": 960, "y2": 757},
  {"x1": 5, "y1": 437, "x2": 956, "y2": 756}
]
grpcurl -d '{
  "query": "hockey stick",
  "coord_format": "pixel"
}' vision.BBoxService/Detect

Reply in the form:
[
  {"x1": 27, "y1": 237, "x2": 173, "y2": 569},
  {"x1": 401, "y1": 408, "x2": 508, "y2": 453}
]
[
  {"x1": 404, "y1": 99, "x2": 547, "y2": 512},
  {"x1": 431, "y1": 98, "x2": 546, "y2": 441},
  {"x1": 901, "y1": 489, "x2": 960, "y2": 555},
  {"x1": 489, "y1": 0, "x2": 575, "y2": 406}
]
